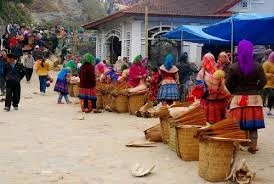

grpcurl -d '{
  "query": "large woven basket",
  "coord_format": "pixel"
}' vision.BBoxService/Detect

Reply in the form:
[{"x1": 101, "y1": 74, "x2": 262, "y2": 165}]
[
  {"x1": 199, "y1": 139, "x2": 234, "y2": 182},
  {"x1": 160, "y1": 117, "x2": 169, "y2": 144},
  {"x1": 102, "y1": 94, "x2": 108, "y2": 108},
  {"x1": 72, "y1": 84, "x2": 79, "y2": 97},
  {"x1": 96, "y1": 93, "x2": 103, "y2": 109},
  {"x1": 144, "y1": 124, "x2": 162, "y2": 142},
  {"x1": 176, "y1": 125, "x2": 201, "y2": 161},
  {"x1": 68, "y1": 83, "x2": 74, "y2": 97},
  {"x1": 110, "y1": 95, "x2": 116, "y2": 111},
  {"x1": 114, "y1": 95, "x2": 128, "y2": 113},
  {"x1": 128, "y1": 92, "x2": 146, "y2": 115},
  {"x1": 168, "y1": 120, "x2": 176, "y2": 152}
]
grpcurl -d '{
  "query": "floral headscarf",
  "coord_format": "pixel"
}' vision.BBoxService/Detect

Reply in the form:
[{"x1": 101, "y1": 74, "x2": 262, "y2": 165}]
[
  {"x1": 202, "y1": 53, "x2": 216, "y2": 75},
  {"x1": 82, "y1": 53, "x2": 94, "y2": 65}
]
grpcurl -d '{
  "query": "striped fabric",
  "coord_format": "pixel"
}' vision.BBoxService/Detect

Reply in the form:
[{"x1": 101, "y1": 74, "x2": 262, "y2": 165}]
[
  {"x1": 54, "y1": 79, "x2": 69, "y2": 94},
  {"x1": 200, "y1": 99, "x2": 227, "y2": 124},
  {"x1": 229, "y1": 106, "x2": 265, "y2": 130},
  {"x1": 79, "y1": 88, "x2": 97, "y2": 100},
  {"x1": 157, "y1": 83, "x2": 179, "y2": 101}
]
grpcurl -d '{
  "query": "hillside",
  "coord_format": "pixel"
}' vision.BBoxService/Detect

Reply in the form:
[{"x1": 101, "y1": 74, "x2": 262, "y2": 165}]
[
  {"x1": 0, "y1": 0, "x2": 107, "y2": 26},
  {"x1": 0, "y1": 0, "x2": 142, "y2": 27}
]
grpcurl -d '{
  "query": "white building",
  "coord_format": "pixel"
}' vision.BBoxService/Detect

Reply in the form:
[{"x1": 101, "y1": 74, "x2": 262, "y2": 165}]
[{"x1": 83, "y1": 0, "x2": 274, "y2": 66}]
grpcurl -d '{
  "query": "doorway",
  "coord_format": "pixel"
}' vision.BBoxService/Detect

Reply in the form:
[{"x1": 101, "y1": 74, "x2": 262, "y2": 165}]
[{"x1": 106, "y1": 36, "x2": 121, "y2": 64}]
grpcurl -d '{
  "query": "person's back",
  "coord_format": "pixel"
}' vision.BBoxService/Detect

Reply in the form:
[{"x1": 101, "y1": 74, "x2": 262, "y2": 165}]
[
  {"x1": 226, "y1": 62, "x2": 266, "y2": 95},
  {"x1": 36, "y1": 60, "x2": 50, "y2": 76}
]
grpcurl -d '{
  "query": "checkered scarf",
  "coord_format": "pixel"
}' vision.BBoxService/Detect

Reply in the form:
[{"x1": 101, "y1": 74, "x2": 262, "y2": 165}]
[{"x1": 202, "y1": 53, "x2": 216, "y2": 75}]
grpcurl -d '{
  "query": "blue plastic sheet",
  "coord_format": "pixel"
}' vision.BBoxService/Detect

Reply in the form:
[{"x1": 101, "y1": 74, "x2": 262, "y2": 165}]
[
  {"x1": 162, "y1": 25, "x2": 229, "y2": 45},
  {"x1": 203, "y1": 13, "x2": 274, "y2": 45}
]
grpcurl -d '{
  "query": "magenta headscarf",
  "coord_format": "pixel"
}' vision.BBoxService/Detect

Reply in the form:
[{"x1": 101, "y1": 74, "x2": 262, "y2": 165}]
[
  {"x1": 237, "y1": 40, "x2": 254, "y2": 76},
  {"x1": 268, "y1": 52, "x2": 274, "y2": 63}
]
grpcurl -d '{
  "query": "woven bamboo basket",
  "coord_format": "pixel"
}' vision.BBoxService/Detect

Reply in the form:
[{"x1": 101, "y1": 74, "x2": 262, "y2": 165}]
[
  {"x1": 144, "y1": 124, "x2": 162, "y2": 142},
  {"x1": 199, "y1": 139, "x2": 234, "y2": 182},
  {"x1": 160, "y1": 117, "x2": 169, "y2": 144},
  {"x1": 110, "y1": 95, "x2": 116, "y2": 111},
  {"x1": 68, "y1": 83, "x2": 74, "y2": 97},
  {"x1": 96, "y1": 93, "x2": 103, "y2": 109},
  {"x1": 114, "y1": 95, "x2": 128, "y2": 113},
  {"x1": 128, "y1": 92, "x2": 146, "y2": 115},
  {"x1": 72, "y1": 84, "x2": 79, "y2": 97},
  {"x1": 168, "y1": 120, "x2": 176, "y2": 152},
  {"x1": 102, "y1": 93, "x2": 108, "y2": 108},
  {"x1": 176, "y1": 125, "x2": 201, "y2": 161}
]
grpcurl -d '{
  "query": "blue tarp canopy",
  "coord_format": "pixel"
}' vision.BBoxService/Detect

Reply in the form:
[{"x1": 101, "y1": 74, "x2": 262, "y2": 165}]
[
  {"x1": 203, "y1": 13, "x2": 274, "y2": 45},
  {"x1": 162, "y1": 25, "x2": 229, "y2": 45}
]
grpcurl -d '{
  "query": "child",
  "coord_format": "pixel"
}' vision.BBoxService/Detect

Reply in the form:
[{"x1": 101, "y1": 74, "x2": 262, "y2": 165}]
[{"x1": 54, "y1": 67, "x2": 72, "y2": 104}]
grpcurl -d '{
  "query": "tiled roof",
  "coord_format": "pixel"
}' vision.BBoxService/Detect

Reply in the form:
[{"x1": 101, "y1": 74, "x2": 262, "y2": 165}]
[{"x1": 83, "y1": 0, "x2": 238, "y2": 29}]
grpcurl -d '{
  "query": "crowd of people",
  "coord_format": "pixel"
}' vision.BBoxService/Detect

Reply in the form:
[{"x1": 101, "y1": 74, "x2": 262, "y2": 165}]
[{"x1": 0, "y1": 23, "x2": 273, "y2": 155}]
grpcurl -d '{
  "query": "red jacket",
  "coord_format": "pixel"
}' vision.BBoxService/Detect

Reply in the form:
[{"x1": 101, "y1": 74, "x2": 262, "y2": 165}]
[{"x1": 79, "y1": 63, "x2": 96, "y2": 88}]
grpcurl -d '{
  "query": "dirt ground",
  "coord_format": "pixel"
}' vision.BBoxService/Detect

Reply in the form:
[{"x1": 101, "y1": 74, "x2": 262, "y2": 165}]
[{"x1": 0, "y1": 71, "x2": 273, "y2": 184}]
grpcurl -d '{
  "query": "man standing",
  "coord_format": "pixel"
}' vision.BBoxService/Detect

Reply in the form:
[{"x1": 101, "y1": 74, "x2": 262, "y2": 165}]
[
  {"x1": 22, "y1": 51, "x2": 35, "y2": 82},
  {"x1": 176, "y1": 52, "x2": 198, "y2": 101},
  {"x1": 3, "y1": 53, "x2": 25, "y2": 111}
]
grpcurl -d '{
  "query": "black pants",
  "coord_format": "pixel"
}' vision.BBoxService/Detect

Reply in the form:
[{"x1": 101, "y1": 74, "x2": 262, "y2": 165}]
[
  {"x1": 266, "y1": 88, "x2": 274, "y2": 111},
  {"x1": 25, "y1": 68, "x2": 33, "y2": 81},
  {"x1": 5, "y1": 82, "x2": 21, "y2": 108},
  {"x1": 261, "y1": 88, "x2": 268, "y2": 106}
]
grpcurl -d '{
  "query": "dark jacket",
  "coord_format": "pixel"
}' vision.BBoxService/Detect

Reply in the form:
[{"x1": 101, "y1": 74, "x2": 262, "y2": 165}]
[
  {"x1": 225, "y1": 62, "x2": 266, "y2": 95},
  {"x1": 0, "y1": 57, "x2": 5, "y2": 76},
  {"x1": 3, "y1": 62, "x2": 25, "y2": 85},
  {"x1": 79, "y1": 63, "x2": 96, "y2": 88},
  {"x1": 176, "y1": 62, "x2": 197, "y2": 85}
]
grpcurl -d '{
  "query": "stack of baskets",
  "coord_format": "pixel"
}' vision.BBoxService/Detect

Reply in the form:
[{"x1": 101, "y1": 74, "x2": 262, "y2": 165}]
[
  {"x1": 68, "y1": 83, "x2": 80, "y2": 97},
  {"x1": 128, "y1": 90, "x2": 147, "y2": 115},
  {"x1": 160, "y1": 117, "x2": 170, "y2": 144},
  {"x1": 114, "y1": 94, "x2": 128, "y2": 113},
  {"x1": 96, "y1": 92, "x2": 103, "y2": 109}
]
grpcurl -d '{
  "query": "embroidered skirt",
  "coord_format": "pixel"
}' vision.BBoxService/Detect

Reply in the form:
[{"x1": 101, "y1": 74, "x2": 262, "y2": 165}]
[
  {"x1": 229, "y1": 106, "x2": 265, "y2": 130},
  {"x1": 79, "y1": 88, "x2": 97, "y2": 100},
  {"x1": 54, "y1": 79, "x2": 68, "y2": 94},
  {"x1": 200, "y1": 99, "x2": 227, "y2": 124},
  {"x1": 157, "y1": 83, "x2": 179, "y2": 101}
]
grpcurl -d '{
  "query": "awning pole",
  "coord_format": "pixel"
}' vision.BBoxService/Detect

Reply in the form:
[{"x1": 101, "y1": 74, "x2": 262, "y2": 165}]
[
  {"x1": 181, "y1": 30, "x2": 183, "y2": 55},
  {"x1": 231, "y1": 18, "x2": 234, "y2": 62}
]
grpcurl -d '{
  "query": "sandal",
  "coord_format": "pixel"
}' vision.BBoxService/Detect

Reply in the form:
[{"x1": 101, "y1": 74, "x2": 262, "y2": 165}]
[
  {"x1": 93, "y1": 109, "x2": 102, "y2": 113},
  {"x1": 248, "y1": 148, "x2": 257, "y2": 154}
]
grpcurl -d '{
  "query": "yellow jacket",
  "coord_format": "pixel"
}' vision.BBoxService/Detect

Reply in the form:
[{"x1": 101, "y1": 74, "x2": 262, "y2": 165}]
[
  {"x1": 36, "y1": 62, "x2": 50, "y2": 76},
  {"x1": 263, "y1": 61, "x2": 274, "y2": 88}
]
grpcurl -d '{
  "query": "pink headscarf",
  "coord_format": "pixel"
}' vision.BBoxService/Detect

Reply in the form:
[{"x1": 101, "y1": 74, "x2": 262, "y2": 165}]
[{"x1": 268, "y1": 52, "x2": 274, "y2": 63}]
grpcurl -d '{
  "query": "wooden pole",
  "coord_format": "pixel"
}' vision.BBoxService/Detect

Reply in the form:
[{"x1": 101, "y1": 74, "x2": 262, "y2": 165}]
[{"x1": 144, "y1": 0, "x2": 149, "y2": 57}]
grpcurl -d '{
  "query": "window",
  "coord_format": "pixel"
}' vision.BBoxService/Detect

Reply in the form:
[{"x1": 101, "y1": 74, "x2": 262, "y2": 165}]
[
  {"x1": 241, "y1": 0, "x2": 249, "y2": 8},
  {"x1": 125, "y1": 32, "x2": 131, "y2": 61},
  {"x1": 97, "y1": 35, "x2": 102, "y2": 58}
]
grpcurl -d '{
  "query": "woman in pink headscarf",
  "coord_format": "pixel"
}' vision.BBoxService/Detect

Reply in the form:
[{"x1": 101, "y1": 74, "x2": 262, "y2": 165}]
[{"x1": 216, "y1": 52, "x2": 231, "y2": 75}]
